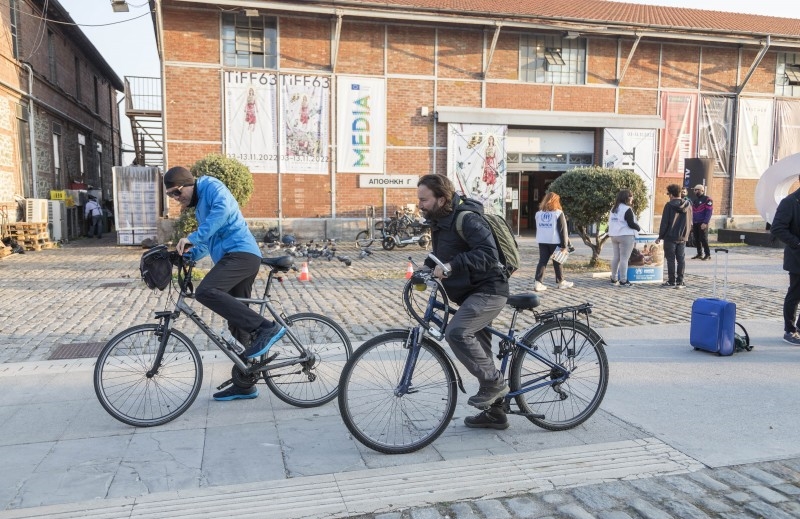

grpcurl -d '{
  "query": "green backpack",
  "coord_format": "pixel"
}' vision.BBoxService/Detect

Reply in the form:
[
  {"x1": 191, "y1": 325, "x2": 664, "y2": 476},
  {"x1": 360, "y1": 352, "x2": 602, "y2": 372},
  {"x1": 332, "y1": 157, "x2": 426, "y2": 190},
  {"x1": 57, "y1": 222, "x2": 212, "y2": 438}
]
[{"x1": 455, "y1": 209, "x2": 521, "y2": 279}]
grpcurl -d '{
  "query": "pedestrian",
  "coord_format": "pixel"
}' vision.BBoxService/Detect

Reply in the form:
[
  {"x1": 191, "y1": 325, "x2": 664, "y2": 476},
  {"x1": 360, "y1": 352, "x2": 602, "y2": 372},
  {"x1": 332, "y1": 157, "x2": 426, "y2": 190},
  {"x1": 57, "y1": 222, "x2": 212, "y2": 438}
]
[
  {"x1": 608, "y1": 189, "x2": 641, "y2": 287},
  {"x1": 84, "y1": 195, "x2": 103, "y2": 239},
  {"x1": 655, "y1": 184, "x2": 692, "y2": 288},
  {"x1": 691, "y1": 184, "x2": 713, "y2": 260},
  {"x1": 164, "y1": 166, "x2": 286, "y2": 400},
  {"x1": 416, "y1": 174, "x2": 511, "y2": 429},
  {"x1": 533, "y1": 191, "x2": 573, "y2": 291},
  {"x1": 768, "y1": 175, "x2": 800, "y2": 345}
]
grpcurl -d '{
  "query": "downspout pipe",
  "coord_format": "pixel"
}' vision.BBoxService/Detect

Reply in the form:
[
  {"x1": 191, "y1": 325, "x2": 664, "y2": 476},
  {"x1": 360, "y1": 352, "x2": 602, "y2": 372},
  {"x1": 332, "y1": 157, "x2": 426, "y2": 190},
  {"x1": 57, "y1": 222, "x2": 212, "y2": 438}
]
[{"x1": 21, "y1": 63, "x2": 38, "y2": 199}]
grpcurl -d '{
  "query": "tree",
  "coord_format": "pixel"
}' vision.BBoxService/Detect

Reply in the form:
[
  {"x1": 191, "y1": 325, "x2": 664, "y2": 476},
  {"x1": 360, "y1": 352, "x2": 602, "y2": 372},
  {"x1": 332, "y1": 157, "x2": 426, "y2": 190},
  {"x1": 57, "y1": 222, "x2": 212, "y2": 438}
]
[
  {"x1": 172, "y1": 154, "x2": 254, "y2": 240},
  {"x1": 548, "y1": 167, "x2": 649, "y2": 266}
]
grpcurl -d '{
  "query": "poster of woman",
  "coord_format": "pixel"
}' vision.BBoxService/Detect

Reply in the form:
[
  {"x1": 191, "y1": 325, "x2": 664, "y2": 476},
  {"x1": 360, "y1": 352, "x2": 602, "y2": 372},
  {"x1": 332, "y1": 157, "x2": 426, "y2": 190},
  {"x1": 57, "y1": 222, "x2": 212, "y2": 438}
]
[
  {"x1": 281, "y1": 75, "x2": 330, "y2": 174},
  {"x1": 447, "y1": 123, "x2": 507, "y2": 215},
  {"x1": 224, "y1": 72, "x2": 277, "y2": 173}
]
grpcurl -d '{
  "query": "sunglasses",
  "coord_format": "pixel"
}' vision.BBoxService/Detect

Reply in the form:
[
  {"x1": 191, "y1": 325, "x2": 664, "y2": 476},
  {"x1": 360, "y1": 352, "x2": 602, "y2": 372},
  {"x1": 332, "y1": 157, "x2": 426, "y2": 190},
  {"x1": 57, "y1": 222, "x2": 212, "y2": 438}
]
[{"x1": 166, "y1": 186, "x2": 184, "y2": 199}]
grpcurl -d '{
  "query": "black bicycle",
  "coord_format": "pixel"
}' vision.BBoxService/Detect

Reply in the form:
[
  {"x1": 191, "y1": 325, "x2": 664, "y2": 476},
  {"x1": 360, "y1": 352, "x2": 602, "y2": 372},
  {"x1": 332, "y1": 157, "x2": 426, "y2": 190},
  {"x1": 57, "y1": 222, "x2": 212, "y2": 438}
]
[
  {"x1": 337, "y1": 254, "x2": 608, "y2": 454},
  {"x1": 94, "y1": 254, "x2": 352, "y2": 427}
]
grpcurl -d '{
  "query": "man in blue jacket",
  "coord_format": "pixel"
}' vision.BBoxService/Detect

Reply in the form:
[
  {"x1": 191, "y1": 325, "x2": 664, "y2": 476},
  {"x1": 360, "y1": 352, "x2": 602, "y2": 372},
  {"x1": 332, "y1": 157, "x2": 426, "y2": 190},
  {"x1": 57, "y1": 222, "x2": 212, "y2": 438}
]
[
  {"x1": 165, "y1": 166, "x2": 285, "y2": 400},
  {"x1": 417, "y1": 174, "x2": 510, "y2": 429},
  {"x1": 769, "y1": 177, "x2": 800, "y2": 345}
]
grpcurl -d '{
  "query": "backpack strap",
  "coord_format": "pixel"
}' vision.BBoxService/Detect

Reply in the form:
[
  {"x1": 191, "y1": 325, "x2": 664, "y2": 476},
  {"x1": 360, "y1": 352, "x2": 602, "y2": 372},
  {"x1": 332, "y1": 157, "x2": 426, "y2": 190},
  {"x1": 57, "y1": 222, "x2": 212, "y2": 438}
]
[{"x1": 454, "y1": 210, "x2": 473, "y2": 243}]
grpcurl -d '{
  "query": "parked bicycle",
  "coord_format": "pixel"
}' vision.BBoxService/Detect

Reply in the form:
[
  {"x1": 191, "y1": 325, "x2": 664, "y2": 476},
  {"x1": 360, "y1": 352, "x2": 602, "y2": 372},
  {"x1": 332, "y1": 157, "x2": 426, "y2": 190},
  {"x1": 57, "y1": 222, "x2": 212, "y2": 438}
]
[
  {"x1": 337, "y1": 254, "x2": 608, "y2": 454},
  {"x1": 94, "y1": 251, "x2": 353, "y2": 427}
]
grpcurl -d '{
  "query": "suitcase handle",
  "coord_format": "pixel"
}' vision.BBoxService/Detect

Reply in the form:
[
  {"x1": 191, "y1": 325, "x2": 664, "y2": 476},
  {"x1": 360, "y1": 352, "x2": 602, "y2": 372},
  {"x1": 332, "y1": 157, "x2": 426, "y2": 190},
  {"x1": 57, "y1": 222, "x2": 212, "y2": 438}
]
[{"x1": 714, "y1": 248, "x2": 729, "y2": 253}]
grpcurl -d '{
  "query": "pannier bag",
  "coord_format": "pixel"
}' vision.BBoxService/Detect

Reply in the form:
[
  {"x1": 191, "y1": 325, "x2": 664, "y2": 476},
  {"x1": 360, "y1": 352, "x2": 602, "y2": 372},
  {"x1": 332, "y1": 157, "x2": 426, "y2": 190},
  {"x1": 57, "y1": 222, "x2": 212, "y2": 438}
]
[{"x1": 140, "y1": 244, "x2": 173, "y2": 291}]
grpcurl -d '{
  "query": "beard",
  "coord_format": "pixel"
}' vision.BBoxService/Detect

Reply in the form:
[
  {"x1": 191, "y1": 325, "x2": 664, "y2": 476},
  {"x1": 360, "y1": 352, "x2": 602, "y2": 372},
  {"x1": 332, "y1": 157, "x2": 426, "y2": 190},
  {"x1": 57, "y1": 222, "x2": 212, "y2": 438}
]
[{"x1": 421, "y1": 204, "x2": 449, "y2": 221}]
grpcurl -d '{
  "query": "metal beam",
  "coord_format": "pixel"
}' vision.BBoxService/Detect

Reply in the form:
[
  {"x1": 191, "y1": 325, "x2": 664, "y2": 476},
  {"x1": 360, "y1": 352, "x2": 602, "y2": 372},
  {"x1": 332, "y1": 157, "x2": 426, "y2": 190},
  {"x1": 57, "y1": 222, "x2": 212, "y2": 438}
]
[
  {"x1": 617, "y1": 34, "x2": 642, "y2": 86},
  {"x1": 484, "y1": 23, "x2": 503, "y2": 79},
  {"x1": 332, "y1": 12, "x2": 343, "y2": 73},
  {"x1": 737, "y1": 35, "x2": 771, "y2": 94}
]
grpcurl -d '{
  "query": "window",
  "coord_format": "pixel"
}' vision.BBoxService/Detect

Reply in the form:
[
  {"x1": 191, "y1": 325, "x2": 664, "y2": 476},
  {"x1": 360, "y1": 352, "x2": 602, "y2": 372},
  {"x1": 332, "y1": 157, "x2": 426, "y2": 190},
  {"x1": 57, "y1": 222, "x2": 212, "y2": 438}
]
[
  {"x1": 10, "y1": 0, "x2": 19, "y2": 59},
  {"x1": 48, "y1": 30, "x2": 57, "y2": 83},
  {"x1": 78, "y1": 133, "x2": 86, "y2": 177},
  {"x1": 520, "y1": 34, "x2": 586, "y2": 84},
  {"x1": 776, "y1": 53, "x2": 800, "y2": 97},
  {"x1": 93, "y1": 76, "x2": 99, "y2": 113},
  {"x1": 222, "y1": 12, "x2": 277, "y2": 68},
  {"x1": 53, "y1": 124, "x2": 62, "y2": 189}
]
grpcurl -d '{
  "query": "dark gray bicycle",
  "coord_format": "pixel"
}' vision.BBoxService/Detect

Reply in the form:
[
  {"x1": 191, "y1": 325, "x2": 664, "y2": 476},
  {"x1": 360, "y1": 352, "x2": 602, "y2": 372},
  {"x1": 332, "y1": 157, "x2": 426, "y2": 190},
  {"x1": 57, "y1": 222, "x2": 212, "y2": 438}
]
[{"x1": 94, "y1": 253, "x2": 352, "y2": 427}]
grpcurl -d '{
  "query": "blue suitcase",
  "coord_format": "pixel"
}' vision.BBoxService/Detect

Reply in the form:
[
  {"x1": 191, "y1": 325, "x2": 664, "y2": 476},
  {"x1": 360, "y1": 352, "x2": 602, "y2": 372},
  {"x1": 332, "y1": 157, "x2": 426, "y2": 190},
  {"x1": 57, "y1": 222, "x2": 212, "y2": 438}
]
[{"x1": 690, "y1": 248, "x2": 737, "y2": 356}]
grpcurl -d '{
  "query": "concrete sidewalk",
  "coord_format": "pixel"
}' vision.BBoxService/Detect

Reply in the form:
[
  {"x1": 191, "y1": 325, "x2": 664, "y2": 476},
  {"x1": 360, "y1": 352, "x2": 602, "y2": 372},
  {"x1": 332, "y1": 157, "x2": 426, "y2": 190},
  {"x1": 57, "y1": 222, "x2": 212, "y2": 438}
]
[{"x1": 0, "y1": 237, "x2": 798, "y2": 518}]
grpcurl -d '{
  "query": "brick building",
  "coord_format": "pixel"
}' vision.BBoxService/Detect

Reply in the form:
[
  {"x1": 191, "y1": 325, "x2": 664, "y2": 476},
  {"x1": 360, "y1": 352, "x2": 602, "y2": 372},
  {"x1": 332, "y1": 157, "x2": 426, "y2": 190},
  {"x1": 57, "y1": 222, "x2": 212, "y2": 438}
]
[
  {"x1": 0, "y1": 0, "x2": 123, "y2": 232},
  {"x1": 154, "y1": 0, "x2": 800, "y2": 235}
]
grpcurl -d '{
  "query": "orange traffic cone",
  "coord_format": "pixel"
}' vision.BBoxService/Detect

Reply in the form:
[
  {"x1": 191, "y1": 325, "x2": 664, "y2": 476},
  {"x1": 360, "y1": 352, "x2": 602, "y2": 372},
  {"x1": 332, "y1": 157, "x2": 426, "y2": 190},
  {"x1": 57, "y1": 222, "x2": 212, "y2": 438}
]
[
  {"x1": 298, "y1": 262, "x2": 312, "y2": 281},
  {"x1": 405, "y1": 262, "x2": 414, "y2": 279}
]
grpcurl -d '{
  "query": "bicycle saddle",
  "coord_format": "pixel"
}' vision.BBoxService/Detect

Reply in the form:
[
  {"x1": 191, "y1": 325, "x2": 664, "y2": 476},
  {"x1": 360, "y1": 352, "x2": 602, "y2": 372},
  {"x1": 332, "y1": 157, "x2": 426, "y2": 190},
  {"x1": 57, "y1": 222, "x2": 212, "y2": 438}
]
[
  {"x1": 506, "y1": 293, "x2": 540, "y2": 310},
  {"x1": 261, "y1": 255, "x2": 294, "y2": 272}
]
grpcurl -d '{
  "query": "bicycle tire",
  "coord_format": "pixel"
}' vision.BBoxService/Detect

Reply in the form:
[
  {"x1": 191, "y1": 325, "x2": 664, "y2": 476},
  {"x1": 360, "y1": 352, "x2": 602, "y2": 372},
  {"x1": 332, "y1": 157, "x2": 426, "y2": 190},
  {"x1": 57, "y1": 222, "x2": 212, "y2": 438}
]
[
  {"x1": 355, "y1": 230, "x2": 370, "y2": 245},
  {"x1": 94, "y1": 324, "x2": 202, "y2": 427},
  {"x1": 509, "y1": 320, "x2": 608, "y2": 431},
  {"x1": 338, "y1": 331, "x2": 457, "y2": 454},
  {"x1": 263, "y1": 313, "x2": 352, "y2": 407},
  {"x1": 381, "y1": 237, "x2": 395, "y2": 251}
]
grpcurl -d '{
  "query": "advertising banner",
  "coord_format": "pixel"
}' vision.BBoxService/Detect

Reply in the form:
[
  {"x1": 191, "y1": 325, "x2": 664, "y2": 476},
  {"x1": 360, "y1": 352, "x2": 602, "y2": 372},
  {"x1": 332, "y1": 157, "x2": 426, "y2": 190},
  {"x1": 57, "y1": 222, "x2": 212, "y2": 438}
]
[
  {"x1": 224, "y1": 70, "x2": 278, "y2": 173},
  {"x1": 628, "y1": 234, "x2": 664, "y2": 283},
  {"x1": 698, "y1": 95, "x2": 733, "y2": 176},
  {"x1": 735, "y1": 97, "x2": 774, "y2": 179},
  {"x1": 280, "y1": 74, "x2": 330, "y2": 174},
  {"x1": 337, "y1": 77, "x2": 386, "y2": 174},
  {"x1": 659, "y1": 93, "x2": 697, "y2": 178},
  {"x1": 775, "y1": 99, "x2": 800, "y2": 160},
  {"x1": 603, "y1": 128, "x2": 657, "y2": 233},
  {"x1": 447, "y1": 123, "x2": 507, "y2": 215}
]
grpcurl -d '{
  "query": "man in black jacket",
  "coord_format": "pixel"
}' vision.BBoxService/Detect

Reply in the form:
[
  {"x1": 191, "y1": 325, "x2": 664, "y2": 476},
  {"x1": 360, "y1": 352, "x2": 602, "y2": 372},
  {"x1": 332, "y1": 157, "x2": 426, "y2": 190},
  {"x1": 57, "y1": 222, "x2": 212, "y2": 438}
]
[
  {"x1": 655, "y1": 184, "x2": 692, "y2": 288},
  {"x1": 769, "y1": 178, "x2": 800, "y2": 345},
  {"x1": 417, "y1": 174, "x2": 511, "y2": 429}
]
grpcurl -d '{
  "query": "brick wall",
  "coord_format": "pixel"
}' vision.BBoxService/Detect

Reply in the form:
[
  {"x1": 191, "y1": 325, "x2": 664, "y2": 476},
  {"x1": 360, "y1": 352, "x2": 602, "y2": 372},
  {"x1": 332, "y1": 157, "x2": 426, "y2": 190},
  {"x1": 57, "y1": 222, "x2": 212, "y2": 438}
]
[{"x1": 159, "y1": 4, "x2": 795, "y2": 224}]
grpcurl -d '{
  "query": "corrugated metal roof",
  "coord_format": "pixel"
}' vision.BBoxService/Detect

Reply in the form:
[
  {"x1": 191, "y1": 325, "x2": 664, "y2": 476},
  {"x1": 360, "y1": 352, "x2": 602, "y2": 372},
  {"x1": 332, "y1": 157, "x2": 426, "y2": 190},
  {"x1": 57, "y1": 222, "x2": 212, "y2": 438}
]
[{"x1": 331, "y1": 0, "x2": 800, "y2": 38}]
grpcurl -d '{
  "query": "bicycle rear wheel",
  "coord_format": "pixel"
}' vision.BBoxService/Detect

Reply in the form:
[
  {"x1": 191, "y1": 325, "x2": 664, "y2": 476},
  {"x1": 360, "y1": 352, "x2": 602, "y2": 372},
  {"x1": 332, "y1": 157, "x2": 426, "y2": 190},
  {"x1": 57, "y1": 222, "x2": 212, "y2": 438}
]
[
  {"x1": 338, "y1": 331, "x2": 457, "y2": 454},
  {"x1": 94, "y1": 324, "x2": 202, "y2": 427},
  {"x1": 263, "y1": 313, "x2": 352, "y2": 407},
  {"x1": 509, "y1": 320, "x2": 608, "y2": 431}
]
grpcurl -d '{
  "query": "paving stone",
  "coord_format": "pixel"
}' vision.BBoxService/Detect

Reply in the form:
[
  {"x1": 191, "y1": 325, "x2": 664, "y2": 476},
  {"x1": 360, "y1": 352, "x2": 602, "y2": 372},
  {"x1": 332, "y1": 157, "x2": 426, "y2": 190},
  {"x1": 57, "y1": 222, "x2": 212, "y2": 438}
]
[
  {"x1": 739, "y1": 466, "x2": 786, "y2": 486},
  {"x1": 687, "y1": 472, "x2": 731, "y2": 492},
  {"x1": 661, "y1": 499, "x2": 711, "y2": 519},
  {"x1": 375, "y1": 513, "x2": 404, "y2": 519},
  {"x1": 597, "y1": 512, "x2": 635, "y2": 519},
  {"x1": 591, "y1": 481, "x2": 641, "y2": 500},
  {"x1": 571, "y1": 485, "x2": 620, "y2": 510},
  {"x1": 696, "y1": 497, "x2": 734, "y2": 514},
  {"x1": 628, "y1": 498, "x2": 674, "y2": 519},
  {"x1": 629, "y1": 478, "x2": 680, "y2": 501},
  {"x1": 660, "y1": 474, "x2": 709, "y2": 497},
  {"x1": 712, "y1": 468, "x2": 760, "y2": 487},
  {"x1": 744, "y1": 500, "x2": 797, "y2": 519},
  {"x1": 410, "y1": 508, "x2": 444, "y2": 519},
  {"x1": 555, "y1": 503, "x2": 595, "y2": 519},
  {"x1": 774, "y1": 483, "x2": 800, "y2": 496},
  {"x1": 473, "y1": 499, "x2": 511, "y2": 519},
  {"x1": 746, "y1": 484, "x2": 789, "y2": 503},
  {"x1": 504, "y1": 497, "x2": 545, "y2": 518},
  {"x1": 448, "y1": 502, "x2": 480, "y2": 519},
  {"x1": 724, "y1": 491, "x2": 751, "y2": 503}
]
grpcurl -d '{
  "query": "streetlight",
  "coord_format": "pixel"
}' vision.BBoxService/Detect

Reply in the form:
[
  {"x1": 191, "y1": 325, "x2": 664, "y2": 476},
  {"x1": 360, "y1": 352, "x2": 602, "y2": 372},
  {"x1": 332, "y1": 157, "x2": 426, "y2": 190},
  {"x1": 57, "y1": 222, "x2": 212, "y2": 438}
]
[{"x1": 111, "y1": 0, "x2": 129, "y2": 13}]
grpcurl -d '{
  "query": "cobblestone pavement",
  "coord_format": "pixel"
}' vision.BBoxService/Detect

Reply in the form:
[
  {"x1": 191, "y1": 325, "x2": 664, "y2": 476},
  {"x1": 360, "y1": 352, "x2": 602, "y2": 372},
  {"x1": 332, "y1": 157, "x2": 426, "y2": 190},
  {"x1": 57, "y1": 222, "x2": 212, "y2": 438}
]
[{"x1": 0, "y1": 236, "x2": 784, "y2": 363}]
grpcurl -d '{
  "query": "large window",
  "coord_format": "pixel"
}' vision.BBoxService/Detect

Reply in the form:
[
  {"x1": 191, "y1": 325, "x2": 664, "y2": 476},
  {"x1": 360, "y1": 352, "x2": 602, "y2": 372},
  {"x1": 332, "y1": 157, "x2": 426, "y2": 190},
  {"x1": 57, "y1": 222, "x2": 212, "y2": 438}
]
[
  {"x1": 222, "y1": 13, "x2": 277, "y2": 69},
  {"x1": 520, "y1": 34, "x2": 586, "y2": 84},
  {"x1": 776, "y1": 53, "x2": 800, "y2": 97}
]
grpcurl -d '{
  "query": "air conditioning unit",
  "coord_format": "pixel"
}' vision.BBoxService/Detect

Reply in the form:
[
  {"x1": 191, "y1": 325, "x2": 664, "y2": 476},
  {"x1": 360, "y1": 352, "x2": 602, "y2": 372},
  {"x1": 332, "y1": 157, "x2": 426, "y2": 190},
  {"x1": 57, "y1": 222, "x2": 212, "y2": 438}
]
[
  {"x1": 48, "y1": 200, "x2": 68, "y2": 242},
  {"x1": 25, "y1": 199, "x2": 49, "y2": 223}
]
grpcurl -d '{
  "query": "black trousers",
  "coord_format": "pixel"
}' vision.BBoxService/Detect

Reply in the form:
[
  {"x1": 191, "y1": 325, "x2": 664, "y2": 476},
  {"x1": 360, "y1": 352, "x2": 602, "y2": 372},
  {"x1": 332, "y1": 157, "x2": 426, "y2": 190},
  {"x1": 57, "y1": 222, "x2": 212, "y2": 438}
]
[
  {"x1": 535, "y1": 243, "x2": 564, "y2": 283},
  {"x1": 195, "y1": 252, "x2": 269, "y2": 344},
  {"x1": 784, "y1": 273, "x2": 800, "y2": 334},
  {"x1": 693, "y1": 223, "x2": 710, "y2": 257},
  {"x1": 662, "y1": 240, "x2": 685, "y2": 285}
]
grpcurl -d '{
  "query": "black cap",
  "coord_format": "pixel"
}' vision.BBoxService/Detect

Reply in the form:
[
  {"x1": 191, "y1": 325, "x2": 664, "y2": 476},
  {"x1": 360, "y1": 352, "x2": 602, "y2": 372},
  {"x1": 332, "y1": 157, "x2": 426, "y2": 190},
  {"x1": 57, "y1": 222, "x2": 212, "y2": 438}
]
[{"x1": 163, "y1": 166, "x2": 195, "y2": 189}]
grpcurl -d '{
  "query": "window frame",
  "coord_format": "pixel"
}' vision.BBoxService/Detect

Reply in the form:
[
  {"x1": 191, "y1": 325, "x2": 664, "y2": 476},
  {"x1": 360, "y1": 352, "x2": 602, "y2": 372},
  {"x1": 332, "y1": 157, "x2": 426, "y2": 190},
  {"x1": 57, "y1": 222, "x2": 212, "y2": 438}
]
[
  {"x1": 776, "y1": 53, "x2": 800, "y2": 97},
  {"x1": 10, "y1": 0, "x2": 19, "y2": 59},
  {"x1": 221, "y1": 12, "x2": 278, "y2": 69},
  {"x1": 520, "y1": 34, "x2": 586, "y2": 85}
]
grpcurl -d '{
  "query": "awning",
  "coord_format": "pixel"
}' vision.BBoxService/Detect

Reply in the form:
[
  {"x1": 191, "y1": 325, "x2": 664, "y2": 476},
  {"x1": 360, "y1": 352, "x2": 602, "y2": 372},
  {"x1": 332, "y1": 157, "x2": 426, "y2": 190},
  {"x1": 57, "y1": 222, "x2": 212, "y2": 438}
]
[{"x1": 435, "y1": 107, "x2": 665, "y2": 130}]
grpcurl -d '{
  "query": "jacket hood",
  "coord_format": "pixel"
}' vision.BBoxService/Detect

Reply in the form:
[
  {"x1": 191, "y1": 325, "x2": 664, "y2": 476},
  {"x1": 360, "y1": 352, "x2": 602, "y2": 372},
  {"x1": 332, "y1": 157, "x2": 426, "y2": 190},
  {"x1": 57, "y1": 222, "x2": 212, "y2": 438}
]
[
  {"x1": 668, "y1": 198, "x2": 691, "y2": 212},
  {"x1": 455, "y1": 196, "x2": 486, "y2": 215}
]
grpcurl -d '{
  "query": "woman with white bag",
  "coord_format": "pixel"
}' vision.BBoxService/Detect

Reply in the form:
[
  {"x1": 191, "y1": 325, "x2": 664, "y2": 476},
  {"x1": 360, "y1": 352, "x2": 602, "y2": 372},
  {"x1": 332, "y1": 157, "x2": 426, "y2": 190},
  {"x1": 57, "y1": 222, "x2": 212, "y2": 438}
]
[{"x1": 534, "y1": 191, "x2": 573, "y2": 291}]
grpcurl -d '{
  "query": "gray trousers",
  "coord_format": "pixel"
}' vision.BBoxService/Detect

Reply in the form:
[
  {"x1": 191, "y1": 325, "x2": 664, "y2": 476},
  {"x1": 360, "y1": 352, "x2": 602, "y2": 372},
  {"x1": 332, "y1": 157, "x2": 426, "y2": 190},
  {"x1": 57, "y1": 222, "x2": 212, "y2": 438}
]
[{"x1": 444, "y1": 292, "x2": 507, "y2": 387}]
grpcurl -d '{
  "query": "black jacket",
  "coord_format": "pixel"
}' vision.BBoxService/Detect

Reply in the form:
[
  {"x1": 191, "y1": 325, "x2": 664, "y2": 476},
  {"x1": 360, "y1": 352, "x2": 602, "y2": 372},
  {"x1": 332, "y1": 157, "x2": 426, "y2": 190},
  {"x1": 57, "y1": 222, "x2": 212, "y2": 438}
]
[
  {"x1": 658, "y1": 198, "x2": 692, "y2": 243},
  {"x1": 770, "y1": 188, "x2": 800, "y2": 273},
  {"x1": 424, "y1": 197, "x2": 509, "y2": 305}
]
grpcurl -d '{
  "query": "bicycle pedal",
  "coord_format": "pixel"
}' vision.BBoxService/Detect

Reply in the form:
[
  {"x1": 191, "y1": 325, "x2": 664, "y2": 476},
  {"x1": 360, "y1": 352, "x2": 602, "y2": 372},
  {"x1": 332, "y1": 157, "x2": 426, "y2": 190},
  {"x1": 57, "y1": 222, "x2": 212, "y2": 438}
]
[
  {"x1": 249, "y1": 352, "x2": 280, "y2": 370},
  {"x1": 216, "y1": 378, "x2": 233, "y2": 391}
]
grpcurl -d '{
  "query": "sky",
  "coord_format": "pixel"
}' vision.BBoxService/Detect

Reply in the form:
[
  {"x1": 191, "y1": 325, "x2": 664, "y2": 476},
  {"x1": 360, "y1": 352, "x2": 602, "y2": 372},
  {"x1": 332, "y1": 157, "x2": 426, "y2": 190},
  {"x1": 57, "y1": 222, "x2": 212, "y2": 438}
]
[{"x1": 54, "y1": 0, "x2": 795, "y2": 156}]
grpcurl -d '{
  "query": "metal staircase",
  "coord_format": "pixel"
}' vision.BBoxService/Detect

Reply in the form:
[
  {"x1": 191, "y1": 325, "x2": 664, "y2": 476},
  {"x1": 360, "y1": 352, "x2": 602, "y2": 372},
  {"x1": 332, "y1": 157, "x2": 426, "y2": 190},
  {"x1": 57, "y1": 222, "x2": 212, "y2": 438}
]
[{"x1": 124, "y1": 76, "x2": 163, "y2": 169}]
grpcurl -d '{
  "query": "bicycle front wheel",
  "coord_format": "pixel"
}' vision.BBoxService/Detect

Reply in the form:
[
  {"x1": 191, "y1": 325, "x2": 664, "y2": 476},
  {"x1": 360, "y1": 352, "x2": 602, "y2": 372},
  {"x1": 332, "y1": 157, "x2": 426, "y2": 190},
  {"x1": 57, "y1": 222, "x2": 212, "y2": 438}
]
[
  {"x1": 264, "y1": 313, "x2": 352, "y2": 407},
  {"x1": 338, "y1": 331, "x2": 457, "y2": 454},
  {"x1": 94, "y1": 324, "x2": 202, "y2": 427},
  {"x1": 510, "y1": 320, "x2": 608, "y2": 431}
]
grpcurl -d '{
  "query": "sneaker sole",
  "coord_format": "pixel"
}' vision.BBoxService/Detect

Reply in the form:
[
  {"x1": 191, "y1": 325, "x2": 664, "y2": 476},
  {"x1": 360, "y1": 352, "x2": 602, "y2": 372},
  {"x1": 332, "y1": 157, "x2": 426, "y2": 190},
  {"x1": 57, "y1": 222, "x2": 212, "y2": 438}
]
[
  {"x1": 213, "y1": 389, "x2": 259, "y2": 401},
  {"x1": 467, "y1": 387, "x2": 510, "y2": 409},
  {"x1": 245, "y1": 328, "x2": 287, "y2": 359},
  {"x1": 463, "y1": 420, "x2": 509, "y2": 430},
  {"x1": 782, "y1": 337, "x2": 800, "y2": 345}
]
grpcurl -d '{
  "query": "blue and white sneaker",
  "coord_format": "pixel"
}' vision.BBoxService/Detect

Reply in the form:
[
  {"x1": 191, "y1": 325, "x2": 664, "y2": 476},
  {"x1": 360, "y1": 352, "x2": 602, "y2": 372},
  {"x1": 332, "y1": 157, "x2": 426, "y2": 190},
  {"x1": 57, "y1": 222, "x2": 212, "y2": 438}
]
[
  {"x1": 243, "y1": 325, "x2": 287, "y2": 359},
  {"x1": 213, "y1": 386, "x2": 258, "y2": 401}
]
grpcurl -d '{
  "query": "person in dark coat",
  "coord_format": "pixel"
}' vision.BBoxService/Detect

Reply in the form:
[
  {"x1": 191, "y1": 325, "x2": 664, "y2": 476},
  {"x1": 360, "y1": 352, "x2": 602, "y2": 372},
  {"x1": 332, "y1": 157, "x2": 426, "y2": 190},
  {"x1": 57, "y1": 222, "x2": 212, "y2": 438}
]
[
  {"x1": 655, "y1": 184, "x2": 692, "y2": 288},
  {"x1": 417, "y1": 174, "x2": 511, "y2": 429},
  {"x1": 769, "y1": 177, "x2": 800, "y2": 345},
  {"x1": 690, "y1": 184, "x2": 713, "y2": 260}
]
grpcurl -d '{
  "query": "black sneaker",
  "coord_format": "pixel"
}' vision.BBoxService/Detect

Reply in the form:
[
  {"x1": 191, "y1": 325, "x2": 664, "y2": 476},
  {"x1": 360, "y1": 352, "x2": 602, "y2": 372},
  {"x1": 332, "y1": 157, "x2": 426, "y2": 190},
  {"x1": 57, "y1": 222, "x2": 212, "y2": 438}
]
[
  {"x1": 467, "y1": 383, "x2": 510, "y2": 409},
  {"x1": 690, "y1": 254, "x2": 703, "y2": 259},
  {"x1": 701, "y1": 255, "x2": 711, "y2": 261},
  {"x1": 464, "y1": 408, "x2": 509, "y2": 430},
  {"x1": 783, "y1": 332, "x2": 800, "y2": 345},
  {"x1": 243, "y1": 324, "x2": 286, "y2": 359},
  {"x1": 213, "y1": 385, "x2": 258, "y2": 401},
  {"x1": 662, "y1": 281, "x2": 675, "y2": 287},
  {"x1": 619, "y1": 281, "x2": 632, "y2": 287}
]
